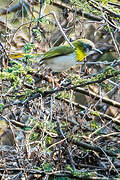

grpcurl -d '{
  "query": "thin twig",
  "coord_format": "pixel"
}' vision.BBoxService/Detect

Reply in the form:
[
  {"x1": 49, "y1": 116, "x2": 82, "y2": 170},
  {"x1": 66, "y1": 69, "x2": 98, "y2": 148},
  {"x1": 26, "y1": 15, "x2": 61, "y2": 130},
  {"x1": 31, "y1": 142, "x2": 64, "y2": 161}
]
[
  {"x1": 50, "y1": 11, "x2": 74, "y2": 48},
  {"x1": 73, "y1": 140, "x2": 117, "y2": 157},
  {"x1": 56, "y1": 97, "x2": 120, "y2": 125},
  {"x1": 57, "y1": 117, "x2": 76, "y2": 170},
  {"x1": 53, "y1": 0, "x2": 102, "y2": 21},
  {"x1": 96, "y1": 145, "x2": 119, "y2": 174},
  {"x1": 74, "y1": 87, "x2": 120, "y2": 108}
]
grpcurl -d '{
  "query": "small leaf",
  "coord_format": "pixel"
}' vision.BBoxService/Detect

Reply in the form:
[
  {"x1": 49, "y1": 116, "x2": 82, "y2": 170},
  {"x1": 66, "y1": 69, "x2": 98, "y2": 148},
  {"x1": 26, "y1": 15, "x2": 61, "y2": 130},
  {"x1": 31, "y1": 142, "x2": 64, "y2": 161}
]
[
  {"x1": 42, "y1": 162, "x2": 53, "y2": 172},
  {"x1": 0, "y1": 104, "x2": 4, "y2": 113}
]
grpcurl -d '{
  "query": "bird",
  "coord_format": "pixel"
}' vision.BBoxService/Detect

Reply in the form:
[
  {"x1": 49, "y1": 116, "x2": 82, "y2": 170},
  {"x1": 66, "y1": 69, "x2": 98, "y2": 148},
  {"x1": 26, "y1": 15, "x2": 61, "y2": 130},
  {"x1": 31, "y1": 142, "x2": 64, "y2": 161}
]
[{"x1": 39, "y1": 39, "x2": 102, "y2": 72}]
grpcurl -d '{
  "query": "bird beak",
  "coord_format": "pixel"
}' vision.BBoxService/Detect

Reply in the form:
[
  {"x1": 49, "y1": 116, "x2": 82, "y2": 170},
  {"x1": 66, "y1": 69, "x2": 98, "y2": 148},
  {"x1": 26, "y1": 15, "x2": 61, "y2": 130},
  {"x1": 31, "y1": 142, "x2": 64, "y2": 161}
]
[
  {"x1": 93, "y1": 48, "x2": 103, "y2": 54},
  {"x1": 87, "y1": 48, "x2": 103, "y2": 56}
]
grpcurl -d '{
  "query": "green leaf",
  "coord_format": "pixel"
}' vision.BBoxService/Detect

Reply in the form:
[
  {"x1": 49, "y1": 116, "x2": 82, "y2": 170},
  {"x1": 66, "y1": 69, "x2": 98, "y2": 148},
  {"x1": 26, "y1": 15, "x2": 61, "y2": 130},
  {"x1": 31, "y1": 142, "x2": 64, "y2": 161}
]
[
  {"x1": 0, "y1": 104, "x2": 4, "y2": 113},
  {"x1": 42, "y1": 162, "x2": 53, "y2": 172},
  {"x1": 24, "y1": 43, "x2": 35, "y2": 53},
  {"x1": 91, "y1": 111, "x2": 100, "y2": 116}
]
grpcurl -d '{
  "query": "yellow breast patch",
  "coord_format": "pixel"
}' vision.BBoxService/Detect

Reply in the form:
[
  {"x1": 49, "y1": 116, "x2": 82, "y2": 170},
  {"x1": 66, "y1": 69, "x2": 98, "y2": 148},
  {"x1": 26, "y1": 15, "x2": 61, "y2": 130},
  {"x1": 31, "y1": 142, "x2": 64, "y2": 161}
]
[{"x1": 75, "y1": 47, "x2": 86, "y2": 62}]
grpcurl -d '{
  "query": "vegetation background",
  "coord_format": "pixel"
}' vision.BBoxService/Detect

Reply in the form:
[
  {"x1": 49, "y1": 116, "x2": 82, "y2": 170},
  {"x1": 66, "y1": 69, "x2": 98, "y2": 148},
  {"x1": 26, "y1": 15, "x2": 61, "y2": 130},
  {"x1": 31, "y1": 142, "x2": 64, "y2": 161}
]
[{"x1": 0, "y1": 0, "x2": 120, "y2": 179}]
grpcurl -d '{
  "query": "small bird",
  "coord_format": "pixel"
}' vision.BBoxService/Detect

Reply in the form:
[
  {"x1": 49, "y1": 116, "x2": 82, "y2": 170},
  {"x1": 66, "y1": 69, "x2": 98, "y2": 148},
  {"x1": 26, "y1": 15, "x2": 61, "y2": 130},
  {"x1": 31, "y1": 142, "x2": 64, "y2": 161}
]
[{"x1": 39, "y1": 39, "x2": 102, "y2": 72}]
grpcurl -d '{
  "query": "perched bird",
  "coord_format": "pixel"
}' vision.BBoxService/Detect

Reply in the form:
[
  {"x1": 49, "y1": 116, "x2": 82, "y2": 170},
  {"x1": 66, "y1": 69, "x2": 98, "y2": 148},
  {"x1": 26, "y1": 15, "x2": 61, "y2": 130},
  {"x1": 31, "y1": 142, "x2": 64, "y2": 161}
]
[{"x1": 39, "y1": 39, "x2": 102, "y2": 72}]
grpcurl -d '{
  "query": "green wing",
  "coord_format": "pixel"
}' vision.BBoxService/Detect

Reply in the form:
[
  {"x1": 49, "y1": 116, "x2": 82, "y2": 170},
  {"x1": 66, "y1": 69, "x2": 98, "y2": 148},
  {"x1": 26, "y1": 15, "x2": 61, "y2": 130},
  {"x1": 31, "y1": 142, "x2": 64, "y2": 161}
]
[{"x1": 41, "y1": 45, "x2": 74, "y2": 60}]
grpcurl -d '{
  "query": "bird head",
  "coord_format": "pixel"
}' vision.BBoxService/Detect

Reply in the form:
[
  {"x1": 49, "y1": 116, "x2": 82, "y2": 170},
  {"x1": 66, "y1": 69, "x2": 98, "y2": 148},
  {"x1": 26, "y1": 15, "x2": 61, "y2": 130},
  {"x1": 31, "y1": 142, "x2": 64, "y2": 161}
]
[{"x1": 72, "y1": 39, "x2": 102, "y2": 61}]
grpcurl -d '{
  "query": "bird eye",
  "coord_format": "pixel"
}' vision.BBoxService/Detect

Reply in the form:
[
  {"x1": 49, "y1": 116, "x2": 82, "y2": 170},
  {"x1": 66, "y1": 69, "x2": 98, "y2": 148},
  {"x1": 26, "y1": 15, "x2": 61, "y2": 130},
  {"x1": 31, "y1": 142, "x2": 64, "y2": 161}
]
[
  {"x1": 83, "y1": 44, "x2": 92, "y2": 53},
  {"x1": 88, "y1": 45, "x2": 92, "y2": 51}
]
